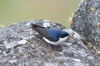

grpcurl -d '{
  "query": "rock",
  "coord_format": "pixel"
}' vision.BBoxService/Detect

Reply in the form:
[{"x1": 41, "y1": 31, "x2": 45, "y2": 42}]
[
  {"x1": 71, "y1": 0, "x2": 100, "y2": 46},
  {"x1": 0, "y1": 19, "x2": 100, "y2": 66}
]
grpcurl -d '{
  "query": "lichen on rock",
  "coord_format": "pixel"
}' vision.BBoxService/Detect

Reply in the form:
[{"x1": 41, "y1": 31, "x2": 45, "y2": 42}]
[{"x1": 0, "y1": 19, "x2": 100, "y2": 66}]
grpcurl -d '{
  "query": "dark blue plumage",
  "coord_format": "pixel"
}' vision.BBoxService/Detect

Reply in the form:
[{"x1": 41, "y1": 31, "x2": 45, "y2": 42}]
[
  {"x1": 31, "y1": 23, "x2": 69, "y2": 45},
  {"x1": 47, "y1": 28, "x2": 69, "y2": 41}
]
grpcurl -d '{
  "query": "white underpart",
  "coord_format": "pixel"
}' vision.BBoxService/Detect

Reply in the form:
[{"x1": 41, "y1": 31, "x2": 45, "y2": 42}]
[{"x1": 43, "y1": 36, "x2": 68, "y2": 45}]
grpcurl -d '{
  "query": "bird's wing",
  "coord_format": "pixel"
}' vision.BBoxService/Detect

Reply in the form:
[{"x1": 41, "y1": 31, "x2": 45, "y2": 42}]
[{"x1": 31, "y1": 23, "x2": 57, "y2": 41}]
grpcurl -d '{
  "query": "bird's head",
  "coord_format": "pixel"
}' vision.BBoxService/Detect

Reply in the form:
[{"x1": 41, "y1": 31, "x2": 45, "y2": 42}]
[{"x1": 60, "y1": 31, "x2": 69, "y2": 38}]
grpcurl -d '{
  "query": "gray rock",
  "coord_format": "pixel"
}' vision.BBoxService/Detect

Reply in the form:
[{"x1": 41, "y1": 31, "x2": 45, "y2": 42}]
[
  {"x1": 0, "y1": 19, "x2": 100, "y2": 66},
  {"x1": 71, "y1": 0, "x2": 100, "y2": 46}
]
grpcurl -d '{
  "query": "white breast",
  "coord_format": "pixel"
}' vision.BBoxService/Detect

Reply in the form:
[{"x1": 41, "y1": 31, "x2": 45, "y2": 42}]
[{"x1": 43, "y1": 37, "x2": 68, "y2": 45}]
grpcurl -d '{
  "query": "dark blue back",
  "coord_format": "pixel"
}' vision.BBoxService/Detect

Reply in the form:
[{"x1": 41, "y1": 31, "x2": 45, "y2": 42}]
[{"x1": 48, "y1": 28, "x2": 63, "y2": 41}]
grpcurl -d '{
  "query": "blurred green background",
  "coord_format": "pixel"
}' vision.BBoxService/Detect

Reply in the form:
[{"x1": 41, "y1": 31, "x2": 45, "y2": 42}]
[{"x1": 0, "y1": 0, "x2": 80, "y2": 27}]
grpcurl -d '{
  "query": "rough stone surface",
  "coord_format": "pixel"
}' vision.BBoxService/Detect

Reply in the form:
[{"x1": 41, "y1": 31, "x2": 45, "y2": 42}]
[
  {"x1": 0, "y1": 19, "x2": 100, "y2": 66},
  {"x1": 71, "y1": 0, "x2": 100, "y2": 46}
]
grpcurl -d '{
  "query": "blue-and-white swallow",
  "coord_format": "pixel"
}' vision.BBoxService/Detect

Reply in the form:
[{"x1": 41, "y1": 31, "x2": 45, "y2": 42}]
[{"x1": 31, "y1": 23, "x2": 69, "y2": 45}]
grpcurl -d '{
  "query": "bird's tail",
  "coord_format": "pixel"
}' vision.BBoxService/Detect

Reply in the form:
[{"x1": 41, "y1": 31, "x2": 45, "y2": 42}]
[
  {"x1": 31, "y1": 23, "x2": 38, "y2": 28},
  {"x1": 31, "y1": 23, "x2": 44, "y2": 30},
  {"x1": 31, "y1": 23, "x2": 46, "y2": 36},
  {"x1": 31, "y1": 23, "x2": 42, "y2": 29}
]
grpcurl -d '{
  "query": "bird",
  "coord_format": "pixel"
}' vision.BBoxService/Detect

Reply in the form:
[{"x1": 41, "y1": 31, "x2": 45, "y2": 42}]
[{"x1": 31, "y1": 23, "x2": 69, "y2": 45}]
